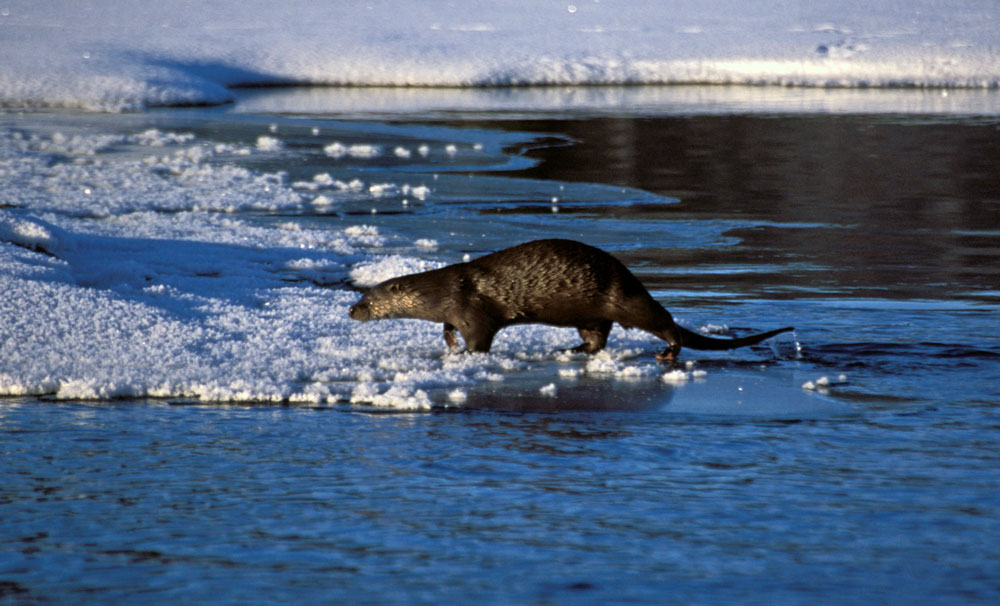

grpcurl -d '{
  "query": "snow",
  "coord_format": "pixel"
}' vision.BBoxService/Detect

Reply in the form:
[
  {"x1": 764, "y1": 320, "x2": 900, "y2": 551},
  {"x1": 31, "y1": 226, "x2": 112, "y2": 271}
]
[
  {"x1": 583, "y1": 351, "x2": 659, "y2": 379},
  {"x1": 349, "y1": 256, "x2": 446, "y2": 288},
  {"x1": 662, "y1": 370, "x2": 693, "y2": 384},
  {"x1": 539, "y1": 383, "x2": 558, "y2": 397},
  {"x1": 662, "y1": 366, "x2": 708, "y2": 384},
  {"x1": 802, "y1": 374, "x2": 848, "y2": 392},
  {"x1": 324, "y1": 143, "x2": 382, "y2": 160},
  {"x1": 2, "y1": 120, "x2": 687, "y2": 408},
  {"x1": 1, "y1": 1, "x2": 998, "y2": 112},
  {"x1": 0, "y1": 123, "x2": 541, "y2": 407}
]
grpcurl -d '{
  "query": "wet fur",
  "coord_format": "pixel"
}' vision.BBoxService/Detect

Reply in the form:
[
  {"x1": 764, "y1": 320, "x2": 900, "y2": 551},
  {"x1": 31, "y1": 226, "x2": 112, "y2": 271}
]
[{"x1": 349, "y1": 239, "x2": 793, "y2": 360}]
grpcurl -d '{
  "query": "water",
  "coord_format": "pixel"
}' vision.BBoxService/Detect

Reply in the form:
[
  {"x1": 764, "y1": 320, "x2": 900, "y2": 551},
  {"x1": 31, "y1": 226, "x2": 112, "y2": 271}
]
[
  {"x1": 3, "y1": 89, "x2": 1000, "y2": 604},
  {"x1": 4, "y1": 400, "x2": 999, "y2": 604}
]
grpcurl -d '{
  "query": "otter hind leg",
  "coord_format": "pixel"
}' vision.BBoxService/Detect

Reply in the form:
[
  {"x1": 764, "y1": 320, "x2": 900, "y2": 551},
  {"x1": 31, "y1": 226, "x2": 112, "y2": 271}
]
[
  {"x1": 568, "y1": 321, "x2": 612, "y2": 354},
  {"x1": 651, "y1": 323, "x2": 682, "y2": 362},
  {"x1": 615, "y1": 297, "x2": 683, "y2": 362}
]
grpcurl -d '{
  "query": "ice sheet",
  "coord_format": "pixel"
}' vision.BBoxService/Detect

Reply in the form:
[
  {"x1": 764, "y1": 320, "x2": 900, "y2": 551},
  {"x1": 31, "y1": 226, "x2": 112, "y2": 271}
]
[
  {"x1": 3, "y1": 121, "x2": 727, "y2": 408},
  {"x1": 1, "y1": 1, "x2": 998, "y2": 112}
]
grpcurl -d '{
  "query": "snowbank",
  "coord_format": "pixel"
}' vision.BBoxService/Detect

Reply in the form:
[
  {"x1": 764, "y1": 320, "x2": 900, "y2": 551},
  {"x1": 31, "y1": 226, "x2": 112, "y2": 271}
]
[{"x1": 1, "y1": 0, "x2": 997, "y2": 111}]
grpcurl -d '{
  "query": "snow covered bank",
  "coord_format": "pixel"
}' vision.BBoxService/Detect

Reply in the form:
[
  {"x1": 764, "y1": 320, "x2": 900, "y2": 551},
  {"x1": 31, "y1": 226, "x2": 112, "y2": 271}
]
[{"x1": 1, "y1": 0, "x2": 998, "y2": 111}]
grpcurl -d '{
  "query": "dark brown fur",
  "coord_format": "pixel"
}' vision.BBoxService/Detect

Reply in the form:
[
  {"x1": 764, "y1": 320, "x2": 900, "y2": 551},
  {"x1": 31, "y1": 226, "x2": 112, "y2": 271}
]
[{"x1": 349, "y1": 239, "x2": 793, "y2": 360}]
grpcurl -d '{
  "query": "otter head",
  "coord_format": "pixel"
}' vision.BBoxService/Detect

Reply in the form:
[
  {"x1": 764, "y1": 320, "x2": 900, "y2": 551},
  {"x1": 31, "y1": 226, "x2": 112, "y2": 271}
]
[
  {"x1": 349, "y1": 277, "x2": 422, "y2": 322},
  {"x1": 348, "y1": 296, "x2": 375, "y2": 321}
]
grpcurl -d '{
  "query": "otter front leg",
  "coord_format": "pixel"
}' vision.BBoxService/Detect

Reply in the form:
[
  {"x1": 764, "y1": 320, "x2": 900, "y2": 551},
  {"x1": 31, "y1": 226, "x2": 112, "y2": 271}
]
[
  {"x1": 442, "y1": 319, "x2": 497, "y2": 353},
  {"x1": 456, "y1": 317, "x2": 500, "y2": 353},
  {"x1": 443, "y1": 323, "x2": 460, "y2": 350}
]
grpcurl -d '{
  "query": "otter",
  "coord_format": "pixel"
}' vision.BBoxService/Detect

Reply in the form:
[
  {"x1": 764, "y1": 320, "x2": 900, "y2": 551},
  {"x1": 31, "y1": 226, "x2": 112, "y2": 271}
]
[{"x1": 349, "y1": 239, "x2": 793, "y2": 361}]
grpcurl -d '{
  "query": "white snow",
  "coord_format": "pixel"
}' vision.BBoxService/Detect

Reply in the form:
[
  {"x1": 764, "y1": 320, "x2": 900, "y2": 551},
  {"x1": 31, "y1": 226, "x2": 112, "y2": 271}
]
[
  {"x1": 583, "y1": 351, "x2": 659, "y2": 379},
  {"x1": 662, "y1": 370, "x2": 692, "y2": 384},
  {"x1": 662, "y1": 368, "x2": 708, "y2": 384},
  {"x1": 324, "y1": 142, "x2": 382, "y2": 159},
  {"x1": 6, "y1": 119, "x2": 694, "y2": 408},
  {"x1": 1, "y1": 0, "x2": 998, "y2": 112},
  {"x1": 539, "y1": 383, "x2": 558, "y2": 397},
  {"x1": 802, "y1": 374, "x2": 848, "y2": 391},
  {"x1": 0, "y1": 124, "x2": 587, "y2": 407},
  {"x1": 255, "y1": 136, "x2": 284, "y2": 152},
  {"x1": 348, "y1": 256, "x2": 446, "y2": 288}
]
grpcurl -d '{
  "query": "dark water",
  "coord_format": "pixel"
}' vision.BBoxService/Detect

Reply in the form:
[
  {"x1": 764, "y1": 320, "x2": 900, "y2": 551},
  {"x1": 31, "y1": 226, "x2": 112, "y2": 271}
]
[
  {"x1": 3, "y1": 101, "x2": 1000, "y2": 604},
  {"x1": 500, "y1": 115, "x2": 1000, "y2": 302}
]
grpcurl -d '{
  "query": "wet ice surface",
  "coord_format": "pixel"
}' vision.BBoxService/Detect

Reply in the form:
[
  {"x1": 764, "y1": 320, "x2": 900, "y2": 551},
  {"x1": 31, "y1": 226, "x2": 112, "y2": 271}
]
[{"x1": 2, "y1": 94, "x2": 1000, "y2": 603}]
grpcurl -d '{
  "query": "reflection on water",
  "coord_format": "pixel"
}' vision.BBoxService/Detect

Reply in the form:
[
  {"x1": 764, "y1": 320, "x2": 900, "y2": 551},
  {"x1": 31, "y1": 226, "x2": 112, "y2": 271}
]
[{"x1": 486, "y1": 115, "x2": 1000, "y2": 302}]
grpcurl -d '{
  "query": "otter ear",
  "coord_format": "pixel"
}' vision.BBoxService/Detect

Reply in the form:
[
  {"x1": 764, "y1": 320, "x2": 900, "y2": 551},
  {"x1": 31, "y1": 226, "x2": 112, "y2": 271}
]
[{"x1": 387, "y1": 282, "x2": 402, "y2": 294}]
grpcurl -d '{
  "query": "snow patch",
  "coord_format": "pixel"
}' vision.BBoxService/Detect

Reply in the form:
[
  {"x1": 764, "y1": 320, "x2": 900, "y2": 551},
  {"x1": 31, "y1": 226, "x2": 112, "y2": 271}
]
[
  {"x1": 324, "y1": 142, "x2": 382, "y2": 159},
  {"x1": 349, "y1": 255, "x2": 446, "y2": 287},
  {"x1": 539, "y1": 383, "x2": 558, "y2": 397}
]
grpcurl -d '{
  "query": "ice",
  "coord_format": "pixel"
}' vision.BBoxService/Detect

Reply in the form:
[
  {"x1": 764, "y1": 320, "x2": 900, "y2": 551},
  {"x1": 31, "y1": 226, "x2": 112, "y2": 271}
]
[
  {"x1": 662, "y1": 370, "x2": 692, "y2": 384},
  {"x1": 350, "y1": 384, "x2": 433, "y2": 411},
  {"x1": 539, "y1": 383, "x2": 558, "y2": 397},
  {"x1": 348, "y1": 256, "x2": 446, "y2": 288},
  {"x1": 7, "y1": 116, "x2": 655, "y2": 408},
  {"x1": 662, "y1": 368, "x2": 709, "y2": 384},
  {"x1": 802, "y1": 374, "x2": 848, "y2": 392},
  {"x1": 255, "y1": 136, "x2": 283, "y2": 152},
  {"x1": 2, "y1": 1, "x2": 999, "y2": 112},
  {"x1": 403, "y1": 185, "x2": 431, "y2": 201},
  {"x1": 324, "y1": 142, "x2": 382, "y2": 159},
  {"x1": 5, "y1": 124, "x2": 588, "y2": 407},
  {"x1": 583, "y1": 351, "x2": 660, "y2": 380}
]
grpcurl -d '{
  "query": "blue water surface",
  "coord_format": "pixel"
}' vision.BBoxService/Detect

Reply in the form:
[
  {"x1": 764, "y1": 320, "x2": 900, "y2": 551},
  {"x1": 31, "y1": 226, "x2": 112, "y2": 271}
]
[{"x1": 3, "y1": 397, "x2": 999, "y2": 605}]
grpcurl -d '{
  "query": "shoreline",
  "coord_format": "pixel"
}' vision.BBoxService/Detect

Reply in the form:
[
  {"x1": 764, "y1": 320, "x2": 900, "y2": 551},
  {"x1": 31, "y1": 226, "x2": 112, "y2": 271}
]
[{"x1": 5, "y1": 83, "x2": 1000, "y2": 117}]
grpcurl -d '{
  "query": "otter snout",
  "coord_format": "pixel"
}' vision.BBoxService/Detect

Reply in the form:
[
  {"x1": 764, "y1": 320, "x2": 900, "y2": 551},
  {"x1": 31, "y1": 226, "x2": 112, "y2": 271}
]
[{"x1": 349, "y1": 300, "x2": 371, "y2": 321}]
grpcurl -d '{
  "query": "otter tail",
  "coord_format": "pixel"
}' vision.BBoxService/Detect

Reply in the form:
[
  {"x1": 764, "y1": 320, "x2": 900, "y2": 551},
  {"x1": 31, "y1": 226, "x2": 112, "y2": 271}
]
[{"x1": 678, "y1": 325, "x2": 794, "y2": 351}]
